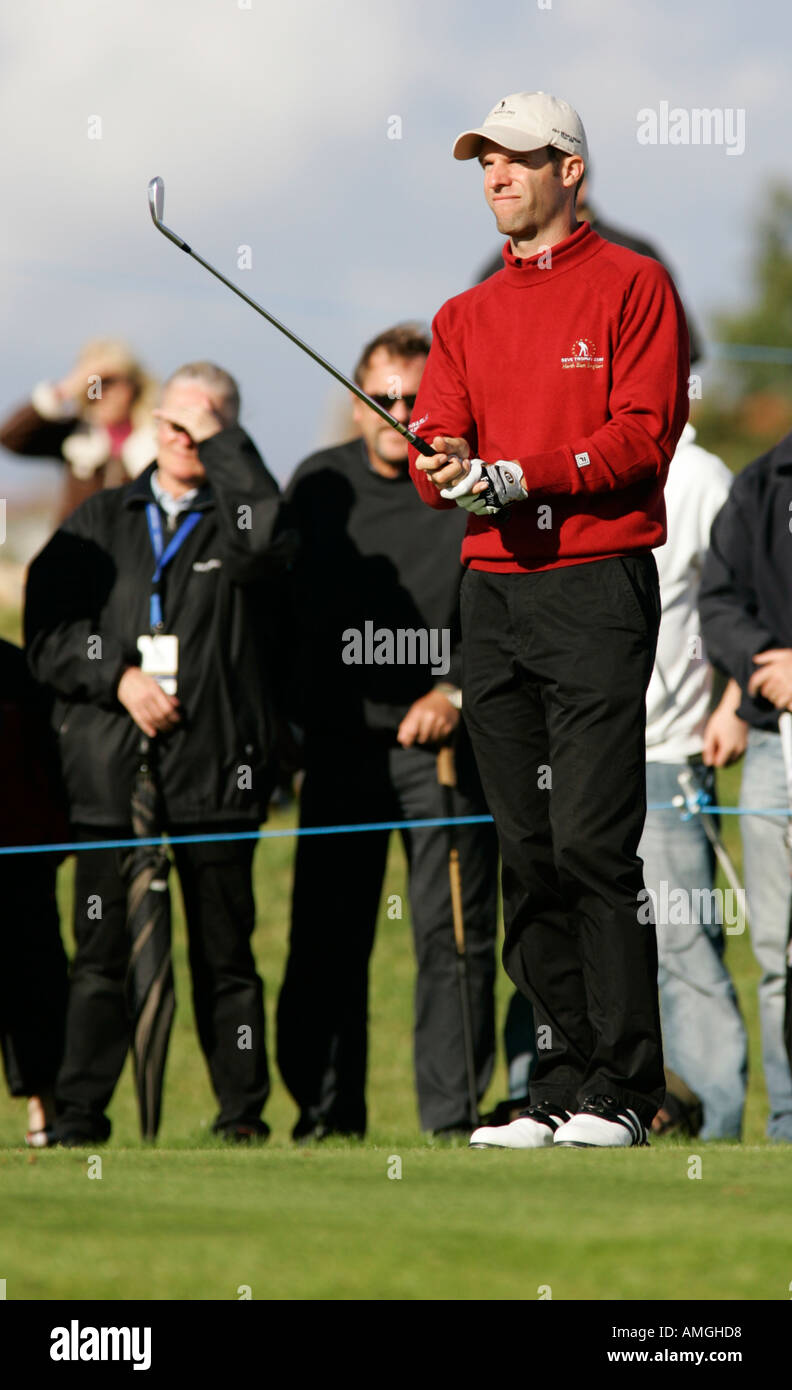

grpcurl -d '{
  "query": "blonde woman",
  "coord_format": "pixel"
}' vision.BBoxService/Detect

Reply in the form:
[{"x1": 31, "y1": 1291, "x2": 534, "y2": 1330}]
[{"x1": 0, "y1": 339, "x2": 158, "y2": 520}]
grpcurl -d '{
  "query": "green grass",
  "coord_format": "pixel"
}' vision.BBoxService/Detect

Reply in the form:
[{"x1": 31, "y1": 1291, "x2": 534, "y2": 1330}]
[
  {"x1": 2, "y1": 1146, "x2": 789, "y2": 1301},
  {"x1": 0, "y1": 603, "x2": 788, "y2": 1300}
]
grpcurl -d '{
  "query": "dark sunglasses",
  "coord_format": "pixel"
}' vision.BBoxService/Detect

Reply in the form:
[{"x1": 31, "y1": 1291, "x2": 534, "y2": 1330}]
[{"x1": 367, "y1": 393, "x2": 418, "y2": 413}]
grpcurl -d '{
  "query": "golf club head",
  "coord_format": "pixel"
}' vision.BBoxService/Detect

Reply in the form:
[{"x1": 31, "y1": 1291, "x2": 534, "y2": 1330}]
[
  {"x1": 147, "y1": 177, "x2": 188, "y2": 251},
  {"x1": 148, "y1": 176, "x2": 165, "y2": 226}
]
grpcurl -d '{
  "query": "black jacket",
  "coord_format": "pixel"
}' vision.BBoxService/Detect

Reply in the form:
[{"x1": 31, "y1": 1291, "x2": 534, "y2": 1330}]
[
  {"x1": 25, "y1": 427, "x2": 284, "y2": 825},
  {"x1": 699, "y1": 429, "x2": 792, "y2": 730},
  {"x1": 0, "y1": 639, "x2": 68, "y2": 847},
  {"x1": 275, "y1": 438, "x2": 469, "y2": 740}
]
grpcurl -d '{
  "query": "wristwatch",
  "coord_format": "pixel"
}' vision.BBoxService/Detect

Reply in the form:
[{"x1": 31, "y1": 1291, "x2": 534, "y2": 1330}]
[{"x1": 434, "y1": 683, "x2": 463, "y2": 710}]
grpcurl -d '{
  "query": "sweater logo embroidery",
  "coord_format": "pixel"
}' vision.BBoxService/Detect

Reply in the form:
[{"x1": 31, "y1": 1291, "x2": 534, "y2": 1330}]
[{"x1": 561, "y1": 338, "x2": 604, "y2": 370}]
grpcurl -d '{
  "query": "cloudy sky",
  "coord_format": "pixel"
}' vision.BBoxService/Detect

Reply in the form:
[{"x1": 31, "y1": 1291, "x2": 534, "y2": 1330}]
[{"x1": 2, "y1": 0, "x2": 790, "y2": 503}]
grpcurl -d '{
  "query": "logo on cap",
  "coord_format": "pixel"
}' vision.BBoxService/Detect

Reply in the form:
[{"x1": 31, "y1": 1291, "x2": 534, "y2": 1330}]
[
  {"x1": 551, "y1": 126, "x2": 582, "y2": 148},
  {"x1": 490, "y1": 100, "x2": 516, "y2": 120}
]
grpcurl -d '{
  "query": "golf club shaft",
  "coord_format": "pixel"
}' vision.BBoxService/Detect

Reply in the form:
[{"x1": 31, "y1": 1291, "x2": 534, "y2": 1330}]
[
  {"x1": 779, "y1": 711, "x2": 792, "y2": 869},
  {"x1": 676, "y1": 767, "x2": 748, "y2": 926},
  {"x1": 777, "y1": 713, "x2": 792, "y2": 1065},
  {"x1": 446, "y1": 845, "x2": 466, "y2": 955},
  {"x1": 147, "y1": 179, "x2": 502, "y2": 504},
  {"x1": 699, "y1": 815, "x2": 748, "y2": 920},
  {"x1": 173, "y1": 241, "x2": 433, "y2": 454},
  {"x1": 437, "y1": 744, "x2": 479, "y2": 1126},
  {"x1": 779, "y1": 712, "x2": 792, "y2": 819}
]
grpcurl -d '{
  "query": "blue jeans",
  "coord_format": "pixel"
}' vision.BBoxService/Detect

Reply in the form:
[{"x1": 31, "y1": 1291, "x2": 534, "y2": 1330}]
[
  {"x1": 640, "y1": 762, "x2": 747, "y2": 1140},
  {"x1": 740, "y1": 729, "x2": 792, "y2": 1141},
  {"x1": 504, "y1": 991, "x2": 535, "y2": 1100}
]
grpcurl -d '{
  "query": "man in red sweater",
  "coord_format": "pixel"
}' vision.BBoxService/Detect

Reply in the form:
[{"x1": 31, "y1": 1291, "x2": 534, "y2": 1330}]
[{"x1": 408, "y1": 92, "x2": 690, "y2": 1148}]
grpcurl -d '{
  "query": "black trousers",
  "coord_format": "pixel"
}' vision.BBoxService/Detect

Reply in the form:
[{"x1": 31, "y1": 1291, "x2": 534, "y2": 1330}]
[
  {"x1": 277, "y1": 733, "x2": 498, "y2": 1133},
  {"x1": 460, "y1": 557, "x2": 665, "y2": 1126},
  {"x1": 55, "y1": 825, "x2": 269, "y2": 1137},
  {"x1": 0, "y1": 858, "x2": 68, "y2": 1096}
]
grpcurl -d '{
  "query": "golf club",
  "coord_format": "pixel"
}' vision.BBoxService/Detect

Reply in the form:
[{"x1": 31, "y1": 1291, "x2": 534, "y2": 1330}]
[
  {"x1": 674, "y1": 767, "x2": 748, "y2": 932},
  {"x1": 147, "y1": 177, "x2": 501, "y2": 512},
  {"x1": 436, "y1": 743, "x2": 479, "y2": 1128},
  {"x1": 777, "y1": 712, "x2": 792, "y2": 1071},
  {"x1": 779, "y1": 711, "x2": 792, "y2": 852}
]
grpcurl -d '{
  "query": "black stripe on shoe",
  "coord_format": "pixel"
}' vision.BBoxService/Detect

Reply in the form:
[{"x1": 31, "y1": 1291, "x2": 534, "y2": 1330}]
[
  {"x1": 517, "y1": 1103, "x2": 572, "y2": 1131},
  {"x1": 576, "y1": 1096, "x2": 649, "y2": 1146}
]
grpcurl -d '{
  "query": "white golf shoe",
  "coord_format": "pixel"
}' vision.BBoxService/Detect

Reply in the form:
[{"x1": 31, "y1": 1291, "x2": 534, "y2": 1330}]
[
  {"x1": 554, "y1": 1096, "x2": 648, "y2": 1148},
  {"x1": 469, "y1": 1103, "x2": 572, "y2": 1149}
]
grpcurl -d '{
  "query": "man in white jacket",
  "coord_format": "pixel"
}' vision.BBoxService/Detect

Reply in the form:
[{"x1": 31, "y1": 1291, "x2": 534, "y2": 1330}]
[{"x1": 640, "y1": 423, "x2": 748, "y2": 1139}]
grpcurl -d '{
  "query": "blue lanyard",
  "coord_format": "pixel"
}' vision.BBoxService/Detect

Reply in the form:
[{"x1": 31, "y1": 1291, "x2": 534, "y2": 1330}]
[{"x1": 146, "y1": 503, "x2": 201, "y2": 631}]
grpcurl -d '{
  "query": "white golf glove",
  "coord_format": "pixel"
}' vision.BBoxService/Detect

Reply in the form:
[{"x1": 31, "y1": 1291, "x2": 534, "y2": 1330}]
[{"x1": 440, "y1": 459, "x2": 525, "y2": 515}]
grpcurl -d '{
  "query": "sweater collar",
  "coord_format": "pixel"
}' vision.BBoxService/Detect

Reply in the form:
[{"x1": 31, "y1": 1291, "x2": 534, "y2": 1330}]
[
  {"x1": 124, "y1": 461, "x2": 214, "y2": 510},
  {"x1": 357, "y1": 436, "x2": 411, "y2": 483},
  {"x1": 499, "y1": 220, "x2": 603, "y2": 287},
  {"x1": 150, "y1": 468, "x2": 199, "y2": 518}
]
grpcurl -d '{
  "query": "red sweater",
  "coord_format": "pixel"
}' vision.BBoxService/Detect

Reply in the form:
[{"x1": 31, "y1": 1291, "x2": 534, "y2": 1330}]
[{"x1": 408, "y1": 222, "x2": 690, "y2": 572}]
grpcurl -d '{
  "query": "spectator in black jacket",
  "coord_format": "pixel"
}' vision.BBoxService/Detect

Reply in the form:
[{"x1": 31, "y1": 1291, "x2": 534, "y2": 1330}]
[
  {"x1": 699, "y1": 428, "x2": 792, "y2": 1142},
  {"x1": 275, "y1": 324, "x2": 499, "y2": 1140},
  {"x1": 0, "y1": 639, "x2": 69, "y2": 1145},
  {"x1": 25, "y1": 362, "x2": 284, "y2": 1145}
]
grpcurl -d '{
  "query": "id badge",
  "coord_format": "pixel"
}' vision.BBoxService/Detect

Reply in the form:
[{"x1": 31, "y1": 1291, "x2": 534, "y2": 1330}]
[{"x1": 137, "y1": 634, "x2": 179, "y2": 695}]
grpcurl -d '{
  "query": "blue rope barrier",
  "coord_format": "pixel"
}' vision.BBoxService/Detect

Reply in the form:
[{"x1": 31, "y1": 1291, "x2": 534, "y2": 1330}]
[
  {"x1": 0, "y1": 803, "x2": 790, "y2": 856},
  {"x1": 0, "y1": 814, "x2": 495, "y2": 857}
]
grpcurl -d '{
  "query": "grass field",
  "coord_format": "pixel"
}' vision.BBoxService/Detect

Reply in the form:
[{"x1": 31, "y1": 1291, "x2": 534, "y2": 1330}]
[
  {"x1": 4, "y1": 1145, "x2": 790, "y2": 1301},
  {"x1": 1, "y1": 591, "x2": 790, "y2": 1300}
]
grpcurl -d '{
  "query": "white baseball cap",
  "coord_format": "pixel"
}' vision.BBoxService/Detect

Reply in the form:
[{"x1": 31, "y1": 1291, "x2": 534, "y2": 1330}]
[{"x1": 453, "y1": 91, "x2": 588, "y2": 165}]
